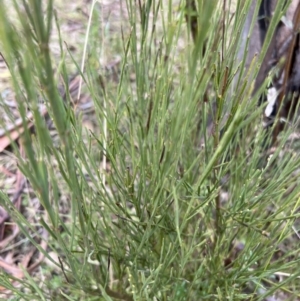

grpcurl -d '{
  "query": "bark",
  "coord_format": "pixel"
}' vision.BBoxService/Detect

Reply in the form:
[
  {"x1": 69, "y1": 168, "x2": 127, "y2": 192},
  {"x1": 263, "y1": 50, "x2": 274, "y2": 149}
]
[{"x1": 240, "y1": 0, "x2": 300, "y2": 141}]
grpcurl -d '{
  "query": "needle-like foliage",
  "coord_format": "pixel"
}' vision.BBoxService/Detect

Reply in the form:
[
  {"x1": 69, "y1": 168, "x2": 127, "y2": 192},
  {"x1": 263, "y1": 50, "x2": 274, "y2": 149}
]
[{"x1": 1, "y1": 1, "x2": 300, "y2": 300}]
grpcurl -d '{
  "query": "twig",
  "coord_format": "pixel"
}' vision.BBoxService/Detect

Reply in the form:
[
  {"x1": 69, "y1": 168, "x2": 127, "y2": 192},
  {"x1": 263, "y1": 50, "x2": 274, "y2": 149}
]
[{"x1": 58, "y1": 256, "x2": 70, "y2": 283}]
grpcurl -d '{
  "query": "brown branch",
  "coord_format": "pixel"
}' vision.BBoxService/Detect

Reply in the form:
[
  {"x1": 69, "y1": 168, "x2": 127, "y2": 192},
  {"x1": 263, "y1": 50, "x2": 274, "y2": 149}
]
[{"x1": 273, "y1": 3, "x2": 300, "y2": 142}]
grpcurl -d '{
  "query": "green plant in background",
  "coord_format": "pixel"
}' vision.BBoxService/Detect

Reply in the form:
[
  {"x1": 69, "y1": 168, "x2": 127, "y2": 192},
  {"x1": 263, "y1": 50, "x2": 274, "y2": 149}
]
[{"x1": 0, "y1": 0, "x2": 300, "y2": 300}]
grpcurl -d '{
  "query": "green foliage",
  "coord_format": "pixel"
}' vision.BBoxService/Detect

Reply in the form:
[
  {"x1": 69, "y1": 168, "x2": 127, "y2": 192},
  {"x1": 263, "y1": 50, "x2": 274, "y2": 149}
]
[{"x1": 0, "y1": 0, "x2": 300, "y2": 300}]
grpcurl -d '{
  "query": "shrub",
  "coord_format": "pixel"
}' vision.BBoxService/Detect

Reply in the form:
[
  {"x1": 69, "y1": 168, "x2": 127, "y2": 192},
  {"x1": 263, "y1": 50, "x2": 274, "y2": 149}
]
[{"x1": 0, "y1": 1, "x2": 300, "y2": 300}]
